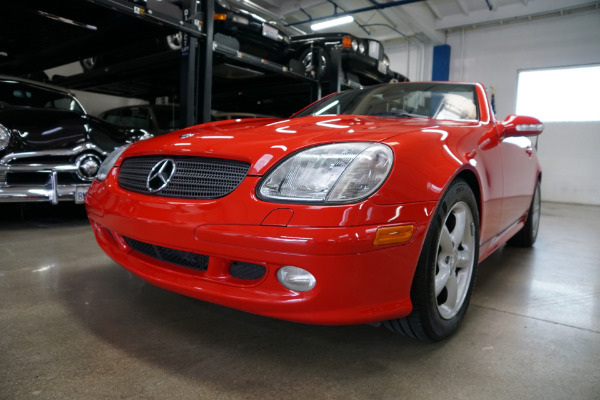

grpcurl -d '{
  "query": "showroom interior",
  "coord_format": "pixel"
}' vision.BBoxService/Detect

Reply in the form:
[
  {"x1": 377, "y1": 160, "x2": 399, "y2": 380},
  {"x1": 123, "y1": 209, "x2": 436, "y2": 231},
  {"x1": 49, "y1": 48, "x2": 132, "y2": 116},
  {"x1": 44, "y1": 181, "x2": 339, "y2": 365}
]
[{"x1": 1, "y1": 0, "x2": 599, "y2": 398}]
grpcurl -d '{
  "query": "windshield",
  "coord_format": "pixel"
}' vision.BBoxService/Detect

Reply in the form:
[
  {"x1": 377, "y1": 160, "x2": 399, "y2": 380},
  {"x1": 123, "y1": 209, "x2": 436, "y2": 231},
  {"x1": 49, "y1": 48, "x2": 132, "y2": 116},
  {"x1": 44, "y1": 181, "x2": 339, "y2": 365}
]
[
  {"x1": 293, "y1": 83, "x2": 479, "y2": 121},
  {"x1": 0, "y1": 80, "x2": 85, "y2": 114}
]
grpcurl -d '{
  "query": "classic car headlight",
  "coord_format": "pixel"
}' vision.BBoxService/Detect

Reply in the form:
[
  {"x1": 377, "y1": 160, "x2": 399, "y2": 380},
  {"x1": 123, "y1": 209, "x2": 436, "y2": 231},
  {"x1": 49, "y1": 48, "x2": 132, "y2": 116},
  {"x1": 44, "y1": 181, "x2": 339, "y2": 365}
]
[
  {"x1": 95, "y1": 144, "x2": 131, "y2": 182},
  {"x1": 351, "y1": 39, "x2": 359, "y2": 51},
  {"x1": 358, "y1": 40, "x2": 366, "y2": 54},
  {"x1": 0, "y1": 123, "x2": 11, "y2": 151},
  {"x1": 383, "y1": 55, "x2": 390, "y2": 67},
  {"x1": 258, "y1": 142, "x2": 393, "y2": 203}
]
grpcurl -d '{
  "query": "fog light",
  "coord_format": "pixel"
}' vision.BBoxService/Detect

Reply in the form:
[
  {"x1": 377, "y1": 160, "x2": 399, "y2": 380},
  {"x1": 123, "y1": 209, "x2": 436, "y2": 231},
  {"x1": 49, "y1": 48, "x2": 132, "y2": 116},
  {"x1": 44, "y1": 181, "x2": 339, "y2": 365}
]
[{"x1": 277, "y1": 266, "x2": 316, "y2": 292}]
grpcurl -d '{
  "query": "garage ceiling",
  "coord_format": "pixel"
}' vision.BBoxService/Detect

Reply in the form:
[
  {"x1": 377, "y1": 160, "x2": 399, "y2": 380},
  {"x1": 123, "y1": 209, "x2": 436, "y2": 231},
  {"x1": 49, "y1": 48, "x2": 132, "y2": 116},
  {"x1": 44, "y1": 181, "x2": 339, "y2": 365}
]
[{"x1": 259, "y1": 0, "x2": 598, "y2": 44}]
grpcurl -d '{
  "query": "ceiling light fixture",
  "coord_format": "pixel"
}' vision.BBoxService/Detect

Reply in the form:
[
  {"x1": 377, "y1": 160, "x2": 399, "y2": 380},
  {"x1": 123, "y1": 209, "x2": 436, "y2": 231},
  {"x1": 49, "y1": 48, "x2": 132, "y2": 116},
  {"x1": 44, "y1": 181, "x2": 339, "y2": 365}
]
[{"x1": 311, "y1": 15, "x2": 354, "y2": 31}]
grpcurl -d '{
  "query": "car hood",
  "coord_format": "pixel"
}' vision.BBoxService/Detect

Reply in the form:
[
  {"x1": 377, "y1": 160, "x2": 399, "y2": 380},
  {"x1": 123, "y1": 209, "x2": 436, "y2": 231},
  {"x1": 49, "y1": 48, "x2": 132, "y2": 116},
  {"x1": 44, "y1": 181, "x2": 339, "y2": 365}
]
[
  {"x1": 124, "y1": 115, "x2": 457, "y2": 175},
  {"x1": 0, "y1": 107, "x2": 93, "y2": 151},
  {"x1": 0, "y1": 107, "x2": 130, "y2": 153}
]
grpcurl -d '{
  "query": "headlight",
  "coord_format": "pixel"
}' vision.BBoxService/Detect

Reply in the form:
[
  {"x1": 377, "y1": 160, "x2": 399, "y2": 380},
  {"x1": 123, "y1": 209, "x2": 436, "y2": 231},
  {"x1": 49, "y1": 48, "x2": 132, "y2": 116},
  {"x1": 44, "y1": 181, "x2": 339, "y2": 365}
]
[
  {"x1": 258, "y1": 142, "x2": 393, "y2": 203},
  {"x1": 358, "y1": 40, "x2": 366, "y2": 54},
  {"x1": 383, "y1": 55, "x2": 390, "y2": 67},
  {"x1": 0, "y1": 123, "x2": 11, "y2": 151},
  {"x1": 351, "y1": 39, "x2": 358, "y2": 52},
  {"x1": 95, "y1": 144, "x2": 131, "y2": 182}
]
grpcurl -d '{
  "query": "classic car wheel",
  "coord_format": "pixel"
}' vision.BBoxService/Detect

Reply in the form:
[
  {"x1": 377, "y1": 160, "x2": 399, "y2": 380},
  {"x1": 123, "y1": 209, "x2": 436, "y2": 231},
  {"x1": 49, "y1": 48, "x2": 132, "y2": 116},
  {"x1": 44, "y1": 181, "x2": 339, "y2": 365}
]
[
  {"x1": 300, "y1": 47, "x2": 329, "y2": 79},
  {"x1": 508, "y1": 180, "x2": 541, "y2": 247},
  {"x1": 165, "y1": 32, "x2": 182, "y2": 50},
  {"x1": 385, "y1": 179, "x2": 479, "y2": 341},
  {"x1": 80, "y1": 57, "x2": 99, "y2": 71}
]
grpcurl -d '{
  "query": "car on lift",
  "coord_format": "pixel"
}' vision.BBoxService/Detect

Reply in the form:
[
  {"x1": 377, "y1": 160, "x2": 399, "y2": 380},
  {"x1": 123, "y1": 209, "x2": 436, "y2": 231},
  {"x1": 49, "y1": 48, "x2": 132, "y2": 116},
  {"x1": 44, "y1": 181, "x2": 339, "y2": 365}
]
[
  {"x1": 290, "y1": 32, "x2": 407, "y2": 85},
  {"x1": 212, "y1": 0, "x2": 292, "y2": 63},
  {"x1": 0, "y1": 75, "x2": 149, "y2": 204},
  {"x1": 85, "y1": 82, "x2": 543, "y2": 341},
  {"x1": 80, "y1": 0, "x2": 293, "y2": 71}
]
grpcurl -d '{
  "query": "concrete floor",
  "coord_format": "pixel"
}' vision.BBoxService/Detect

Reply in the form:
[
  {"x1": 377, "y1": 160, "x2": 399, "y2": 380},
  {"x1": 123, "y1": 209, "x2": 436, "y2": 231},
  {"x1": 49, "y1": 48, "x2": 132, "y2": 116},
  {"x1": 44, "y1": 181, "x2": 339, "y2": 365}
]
[{"x1": 1, "y1": 202, "x2": 599, "y2": 399}]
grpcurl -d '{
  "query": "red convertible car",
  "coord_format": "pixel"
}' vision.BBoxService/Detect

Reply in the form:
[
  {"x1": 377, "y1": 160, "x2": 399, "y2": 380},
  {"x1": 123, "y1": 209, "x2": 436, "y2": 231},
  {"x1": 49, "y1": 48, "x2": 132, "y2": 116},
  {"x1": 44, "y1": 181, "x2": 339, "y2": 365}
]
[{"x1": 85, "y1": 82, "x2": 543, "y2": 341}]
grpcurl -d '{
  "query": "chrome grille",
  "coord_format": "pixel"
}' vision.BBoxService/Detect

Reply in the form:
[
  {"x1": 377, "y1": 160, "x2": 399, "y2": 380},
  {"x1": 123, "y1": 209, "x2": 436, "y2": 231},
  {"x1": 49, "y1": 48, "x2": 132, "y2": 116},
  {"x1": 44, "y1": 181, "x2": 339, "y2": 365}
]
[
  {"x1": 124, "y1": 236, "x2": 209, "y2": 271},
  {"x1": 118, "y1": 156, "x2": 250, "y2": 199}
]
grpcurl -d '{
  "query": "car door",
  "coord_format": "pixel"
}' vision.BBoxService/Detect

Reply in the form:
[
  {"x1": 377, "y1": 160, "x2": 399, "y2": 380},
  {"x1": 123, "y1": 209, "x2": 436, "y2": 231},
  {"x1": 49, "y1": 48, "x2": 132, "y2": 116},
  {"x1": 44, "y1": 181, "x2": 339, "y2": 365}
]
[{"x1": 498, "y1": 129, "x2": 539, "y2": 232}]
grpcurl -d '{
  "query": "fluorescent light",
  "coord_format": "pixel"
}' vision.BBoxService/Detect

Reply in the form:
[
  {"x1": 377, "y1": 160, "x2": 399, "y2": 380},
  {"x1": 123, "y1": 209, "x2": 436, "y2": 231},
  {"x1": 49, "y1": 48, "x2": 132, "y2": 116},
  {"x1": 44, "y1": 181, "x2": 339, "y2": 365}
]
[{"x1": 311, "y1": 15, "x2": 354, "y2": 31}]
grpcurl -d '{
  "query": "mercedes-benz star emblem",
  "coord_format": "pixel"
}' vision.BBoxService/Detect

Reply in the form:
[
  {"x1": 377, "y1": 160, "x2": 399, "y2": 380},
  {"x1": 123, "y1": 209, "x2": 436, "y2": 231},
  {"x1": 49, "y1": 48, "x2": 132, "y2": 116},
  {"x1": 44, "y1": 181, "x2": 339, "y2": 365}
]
[{"x1": 146, "y1": 158, "x2": 176, "y2": 193}]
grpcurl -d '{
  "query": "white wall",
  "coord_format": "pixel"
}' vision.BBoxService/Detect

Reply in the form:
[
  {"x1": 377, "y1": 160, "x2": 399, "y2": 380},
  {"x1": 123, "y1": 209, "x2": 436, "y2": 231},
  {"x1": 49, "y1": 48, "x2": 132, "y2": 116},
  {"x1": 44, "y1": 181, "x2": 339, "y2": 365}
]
[
  {"x1": 387, "y1": 10, "x2": 600, "y2": 205},
  {"x1": 45, "y1": 62, "x2": 147, "y2": 116},
  {"x1": 385, "y1": 38, "x2": 432, "y2": 82}
]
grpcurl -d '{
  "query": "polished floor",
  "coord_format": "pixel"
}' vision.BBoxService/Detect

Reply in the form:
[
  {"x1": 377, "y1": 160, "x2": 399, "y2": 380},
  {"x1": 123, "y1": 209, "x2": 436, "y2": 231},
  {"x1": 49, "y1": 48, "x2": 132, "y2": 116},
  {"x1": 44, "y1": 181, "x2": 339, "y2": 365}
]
[{"x1": 1, "y1": 202, "x2": 599, "y2": 399}]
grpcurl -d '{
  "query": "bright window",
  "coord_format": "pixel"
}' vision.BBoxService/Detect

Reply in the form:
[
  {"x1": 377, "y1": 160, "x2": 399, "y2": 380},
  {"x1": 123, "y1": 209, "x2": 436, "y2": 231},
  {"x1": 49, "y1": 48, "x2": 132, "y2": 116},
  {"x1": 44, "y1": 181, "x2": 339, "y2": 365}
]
[{"x1": 516, "y1": 65, "x2": 600, "y2": 122}]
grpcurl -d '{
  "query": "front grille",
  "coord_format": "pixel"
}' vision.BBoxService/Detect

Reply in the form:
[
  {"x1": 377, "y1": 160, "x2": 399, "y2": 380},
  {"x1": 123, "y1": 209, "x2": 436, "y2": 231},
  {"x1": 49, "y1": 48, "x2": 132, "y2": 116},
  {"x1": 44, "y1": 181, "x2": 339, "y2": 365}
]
[
  {"x1": 118, "y1": 155, "x2": 250, "y2": 199},
  {"x1": 124, "y1": 236, "x2": 209, "y2": 271}
]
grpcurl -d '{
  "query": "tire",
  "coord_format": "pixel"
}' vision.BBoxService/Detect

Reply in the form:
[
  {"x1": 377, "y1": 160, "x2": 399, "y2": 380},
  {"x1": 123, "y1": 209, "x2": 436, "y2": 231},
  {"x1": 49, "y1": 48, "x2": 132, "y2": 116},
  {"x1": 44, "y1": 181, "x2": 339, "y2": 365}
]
[
  {"x1": 300, "y1": 46, "x2": 329, "y2": 80},
  {"x1": 508, "y1": 180, "x2": 541, "y2": 247},
  {"x1": 165, "y1": 32, "x2": 182, "y2": 51},
  {"x1": 385, "y1": 179, "x2": 480, "y2": 341},
  {"x1": 80, "y1": 57, "x2": 99, "y2": 71}
]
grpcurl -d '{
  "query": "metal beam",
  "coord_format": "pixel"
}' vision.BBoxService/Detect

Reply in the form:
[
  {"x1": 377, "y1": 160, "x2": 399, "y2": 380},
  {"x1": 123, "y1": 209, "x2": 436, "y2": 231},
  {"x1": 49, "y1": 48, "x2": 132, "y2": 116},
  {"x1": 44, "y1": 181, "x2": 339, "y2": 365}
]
[{"x1": 437, "y1": 0, "x2": 597, "y2": 30}]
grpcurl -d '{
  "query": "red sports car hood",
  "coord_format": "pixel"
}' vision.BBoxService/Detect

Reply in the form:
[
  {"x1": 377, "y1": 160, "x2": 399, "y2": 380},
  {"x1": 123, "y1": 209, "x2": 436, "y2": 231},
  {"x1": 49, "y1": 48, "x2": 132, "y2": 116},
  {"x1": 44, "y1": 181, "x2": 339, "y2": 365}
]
[{"x1": 123, "y1": 115, "x2": 448, "y2": 175}]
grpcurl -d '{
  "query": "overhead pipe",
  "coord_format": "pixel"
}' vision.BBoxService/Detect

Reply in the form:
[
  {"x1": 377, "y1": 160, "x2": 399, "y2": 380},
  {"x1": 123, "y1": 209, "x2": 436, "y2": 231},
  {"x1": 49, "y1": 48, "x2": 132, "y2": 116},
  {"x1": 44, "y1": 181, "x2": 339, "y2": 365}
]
[{"x1": 286, "y1": 0, "x2": 425, "y2": 27}]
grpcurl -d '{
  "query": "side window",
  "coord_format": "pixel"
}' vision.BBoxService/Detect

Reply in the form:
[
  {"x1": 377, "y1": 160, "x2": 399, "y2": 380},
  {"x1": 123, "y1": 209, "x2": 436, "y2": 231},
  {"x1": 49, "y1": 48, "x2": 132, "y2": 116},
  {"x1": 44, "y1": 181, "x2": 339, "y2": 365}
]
[
  {"x1": 120, "y1": 108, "x2": 151, "y2": 129},
  {"x1": 103, "y1": 109, "x2": 122, "y2": 125}
]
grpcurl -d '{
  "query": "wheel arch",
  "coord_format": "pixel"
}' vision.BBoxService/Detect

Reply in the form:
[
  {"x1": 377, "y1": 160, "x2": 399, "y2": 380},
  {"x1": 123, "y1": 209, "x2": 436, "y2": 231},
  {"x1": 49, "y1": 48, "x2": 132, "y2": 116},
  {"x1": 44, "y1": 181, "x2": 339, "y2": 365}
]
[{"x1": 454, "y1": 168, "x2": 482, "y2": 226}]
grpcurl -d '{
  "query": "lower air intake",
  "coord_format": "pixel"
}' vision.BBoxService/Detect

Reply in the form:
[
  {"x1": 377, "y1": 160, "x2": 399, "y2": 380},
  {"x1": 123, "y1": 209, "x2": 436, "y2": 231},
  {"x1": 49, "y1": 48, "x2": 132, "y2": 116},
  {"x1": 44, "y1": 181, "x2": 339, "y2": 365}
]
[{"x1": 124, "y1": 236, "x2": 208, "y2": 271}]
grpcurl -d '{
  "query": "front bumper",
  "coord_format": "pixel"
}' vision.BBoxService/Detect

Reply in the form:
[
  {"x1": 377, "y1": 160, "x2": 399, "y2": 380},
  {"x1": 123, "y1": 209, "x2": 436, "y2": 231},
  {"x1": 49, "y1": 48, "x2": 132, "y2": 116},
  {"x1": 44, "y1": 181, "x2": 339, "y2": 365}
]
[
  {"x1": 0, "y1": 167, "x2": 89, "y2": 204},
  {"x1": 0, "y1": 147, "x2": 103, "y2": 204},
  {"x1": 86, "y1": 175, "x2": 436, "y2": 325}
]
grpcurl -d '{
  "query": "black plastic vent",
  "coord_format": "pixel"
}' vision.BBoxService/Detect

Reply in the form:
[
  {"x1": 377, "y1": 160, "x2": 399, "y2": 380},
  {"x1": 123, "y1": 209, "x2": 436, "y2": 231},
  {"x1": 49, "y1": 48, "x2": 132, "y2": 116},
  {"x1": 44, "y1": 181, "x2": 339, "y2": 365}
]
[
  {"x1": 118, "y1": 155, "x2": 250, "y2": 199},
  {"x1": 124, "y1": 236, "x2": 208, "y2": 271},
  {"x1": 229, "y1": 262, "x2": 267, "y2": 280}
]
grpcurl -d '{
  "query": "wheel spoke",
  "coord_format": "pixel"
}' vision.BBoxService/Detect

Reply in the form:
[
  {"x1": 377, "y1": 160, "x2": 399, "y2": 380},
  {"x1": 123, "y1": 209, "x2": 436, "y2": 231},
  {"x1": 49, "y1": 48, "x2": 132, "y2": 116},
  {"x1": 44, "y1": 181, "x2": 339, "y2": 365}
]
[
  {"x1": 444, "y1": 272, "x2": 459, "y2": 309},
  {"x1": 439, "y1": 225, "x2": 453, "y2": 252},
  {"x1": 435, "y1": 261, "x2": 451, "y2": 296},
  {"x1": 456, "y1": 249, "x2": 471, "y2": 269},
  {"x1": 450, "y1": 206, "x2": 467, "y2": 247}
]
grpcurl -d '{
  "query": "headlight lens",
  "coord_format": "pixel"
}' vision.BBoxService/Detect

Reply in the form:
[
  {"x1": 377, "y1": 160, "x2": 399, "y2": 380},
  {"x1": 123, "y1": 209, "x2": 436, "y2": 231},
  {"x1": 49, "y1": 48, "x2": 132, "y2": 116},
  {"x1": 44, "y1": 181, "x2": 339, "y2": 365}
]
[
  {"x1": 0, "y1": 124, "x2": 11, "y2": 151},
  {"x1": 95, "y1": 144, "x2": 131, "y2": 182},
  {"x1": 358, "y1": 40, "x2": 366, "y2": 54},
  {"x1": 351, "y1": 39, "x2": 358, "y2": 52},
  {"x1": 383, "y1": 55, "x2": 390, "y2": 67},
  {"x1": 258, "y1": 142, "x2": 393, "y2": 203}
]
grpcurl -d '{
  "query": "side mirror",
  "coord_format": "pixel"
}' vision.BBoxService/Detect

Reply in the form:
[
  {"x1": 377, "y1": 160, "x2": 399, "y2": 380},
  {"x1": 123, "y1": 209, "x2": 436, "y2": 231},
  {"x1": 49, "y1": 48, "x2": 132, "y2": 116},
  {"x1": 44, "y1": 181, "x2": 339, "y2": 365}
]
[{"x1": 500, "y1": 115, "x2": 544, "y2": 138}]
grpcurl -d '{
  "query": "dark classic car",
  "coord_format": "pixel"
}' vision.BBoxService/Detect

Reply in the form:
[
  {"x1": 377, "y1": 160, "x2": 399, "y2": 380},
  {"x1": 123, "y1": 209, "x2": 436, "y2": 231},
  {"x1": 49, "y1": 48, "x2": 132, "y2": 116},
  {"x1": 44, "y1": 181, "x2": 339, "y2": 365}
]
[
  {"x1": 290, "y1": 32, "x2": 407, "y2": 85},
  {"x1": 0, "y1": 76, "x2": 149, "y2": 204},
  {"x1": 213, "y1": 0, "x2": 292, "y2": 62}
]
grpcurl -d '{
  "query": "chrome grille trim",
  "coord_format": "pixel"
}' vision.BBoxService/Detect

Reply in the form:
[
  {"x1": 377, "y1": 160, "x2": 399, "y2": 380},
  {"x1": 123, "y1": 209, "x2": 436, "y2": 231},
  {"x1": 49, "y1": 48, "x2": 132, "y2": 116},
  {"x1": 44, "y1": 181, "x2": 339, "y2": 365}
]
[{"x1": 118, "y1": 155, "x2": 250, "y2": 199}]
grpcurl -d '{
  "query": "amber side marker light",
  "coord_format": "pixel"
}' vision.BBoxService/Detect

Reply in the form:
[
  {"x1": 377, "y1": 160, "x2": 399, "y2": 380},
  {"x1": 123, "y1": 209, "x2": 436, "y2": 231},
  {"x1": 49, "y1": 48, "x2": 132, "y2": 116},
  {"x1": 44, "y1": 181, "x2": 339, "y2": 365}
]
[
  {"x1": 373, "y1": 225, "x2": 415, "y2": 246},
  {"x1": 214, "y1": 13, "x2": 227, "y2": 21},
  {"x1": 342, "y1": 36, "x2": 353, "y2": 48}
]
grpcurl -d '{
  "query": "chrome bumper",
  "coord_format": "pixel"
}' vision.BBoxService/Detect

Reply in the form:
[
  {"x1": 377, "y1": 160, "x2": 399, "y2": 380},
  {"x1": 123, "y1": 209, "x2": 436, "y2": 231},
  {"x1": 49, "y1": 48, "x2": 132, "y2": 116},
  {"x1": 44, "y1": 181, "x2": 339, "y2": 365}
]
[
  {"x1": 0, "y1": 169, "x2": 89, "y2": 205},
  {"x1": 0, "y1": 146, "x2": 102, "y2": 205}
]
